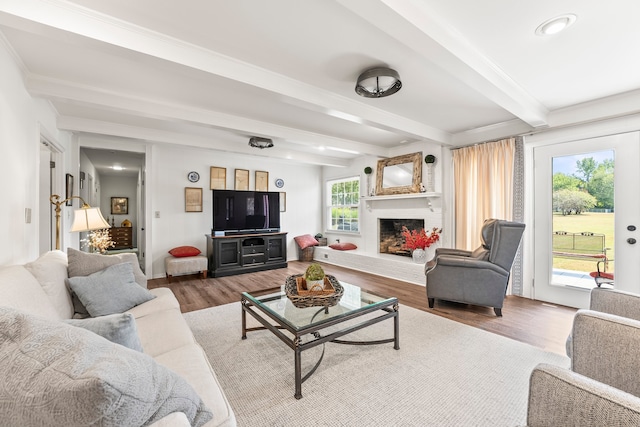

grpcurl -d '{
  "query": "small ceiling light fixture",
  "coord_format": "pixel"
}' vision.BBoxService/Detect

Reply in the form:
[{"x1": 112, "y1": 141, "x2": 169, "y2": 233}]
[
  {"x1": 355, "y1": 67, "x2": 402, "y2": 98},
  {"x1": 535, "y1": 14, "x2": 577, "y2": 36},
  {"x1": 248, "y1": 136, "x2": 274, "y2": 149}
]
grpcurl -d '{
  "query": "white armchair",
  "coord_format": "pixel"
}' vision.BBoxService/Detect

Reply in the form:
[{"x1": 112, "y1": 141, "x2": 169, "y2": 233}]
[{"x1": 527, "y1": 288, "x2": 640, "y2": 426}]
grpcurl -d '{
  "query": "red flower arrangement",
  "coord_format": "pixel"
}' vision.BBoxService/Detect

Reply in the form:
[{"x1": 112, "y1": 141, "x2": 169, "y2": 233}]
[{"x1": 401, "y1": 226, "x2": 442, "y2": 251}]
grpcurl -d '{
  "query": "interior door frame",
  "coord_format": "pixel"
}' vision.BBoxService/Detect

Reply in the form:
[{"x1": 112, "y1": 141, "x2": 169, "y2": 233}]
[{"x1": 39, "y1": 136, "x2": 64, "y2": 254}]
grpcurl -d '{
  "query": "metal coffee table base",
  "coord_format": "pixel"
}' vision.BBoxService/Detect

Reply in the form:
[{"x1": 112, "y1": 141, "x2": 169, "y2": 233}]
[{"x1": 241, "y1": 296, "x2": 399, "y2": 399}]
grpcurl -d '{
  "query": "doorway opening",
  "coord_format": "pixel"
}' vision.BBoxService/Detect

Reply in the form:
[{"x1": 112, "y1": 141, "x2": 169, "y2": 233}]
[{"x1": 79, "y1": 147, "x2": 146, "y2": 271}]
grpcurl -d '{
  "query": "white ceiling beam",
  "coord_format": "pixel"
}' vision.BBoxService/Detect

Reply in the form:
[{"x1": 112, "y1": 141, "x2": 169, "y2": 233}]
[
  {"x1": 548, "y1": 88, "x2": 640, "y2": 129},
  {"x1": 452, "y1": 120, "x2": 534, "y2": 146},
  {"x1": 453, "y1": 90, "x2": 640, "y2": 145},
  {"x1": 58, "y1": 116, "x2": 351, "y2": 167},
  {"x1": 27, "y1": 75, "x2": 390, "y2": 158},
  {"x1": 0, "y1": 0, "x2": 450, "y2": 144},
  {"x1": 337, "y1": 0, "x2": 549, "y2": 129}
]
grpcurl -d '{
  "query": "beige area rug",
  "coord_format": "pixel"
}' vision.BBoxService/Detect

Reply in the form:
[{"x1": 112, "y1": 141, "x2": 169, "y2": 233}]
[{"x1": 184, "y1": 302, "x2": 569, "y2": 427}]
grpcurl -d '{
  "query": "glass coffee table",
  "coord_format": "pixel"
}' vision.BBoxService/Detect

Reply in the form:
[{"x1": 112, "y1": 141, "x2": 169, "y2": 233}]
[{"x1": 241, "y1": 276, "x2": 399, "y2": 399}]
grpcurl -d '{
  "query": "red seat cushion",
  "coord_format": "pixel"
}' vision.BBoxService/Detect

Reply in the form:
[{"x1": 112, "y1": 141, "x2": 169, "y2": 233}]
[
  {"x1": 329, "y1": 242, "x2": 358, "y2": 251},
  {"x1": 590, "y1": 271, "x2": 614, "y2": 280},
  {"x1": 168, "y1": 246, "x2": 201, "y2": 257},
  {"x1": 294, "y1": 235, "x2": 319, "y2": 250}
]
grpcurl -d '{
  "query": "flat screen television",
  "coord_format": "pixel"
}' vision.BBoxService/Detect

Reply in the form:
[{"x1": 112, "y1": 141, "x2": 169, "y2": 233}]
[{"x1": 212, "y1": 190, "x2": 280, "y2": 235}]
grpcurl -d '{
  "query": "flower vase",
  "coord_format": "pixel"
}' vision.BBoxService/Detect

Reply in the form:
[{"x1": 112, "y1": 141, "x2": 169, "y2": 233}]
[{"x1": 412, "y1": 248, "x2": 427, "y2": 264}]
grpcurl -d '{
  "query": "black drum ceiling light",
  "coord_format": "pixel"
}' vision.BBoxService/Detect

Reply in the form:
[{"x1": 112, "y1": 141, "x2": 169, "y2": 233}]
[
  {"x1": 355, "y1": 67, "x2": 402, "y2": 98},
  {"x1": 248, "y1": 136, "x2": 274, "y2": 149}
]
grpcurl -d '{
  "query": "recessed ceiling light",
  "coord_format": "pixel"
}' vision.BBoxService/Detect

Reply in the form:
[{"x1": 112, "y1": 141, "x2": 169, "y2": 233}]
[
  {"x1": 112, "y1": 165, "x2": 124, "y2": 171},
  {"x1": 535, "y1": 14, "x2": 577, "y2": 36}
]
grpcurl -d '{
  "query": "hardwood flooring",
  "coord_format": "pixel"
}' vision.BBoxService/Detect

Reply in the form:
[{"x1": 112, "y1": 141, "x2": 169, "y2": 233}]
[{"x1": 148, "y1": 261, "x2": 577, "y2": 356}]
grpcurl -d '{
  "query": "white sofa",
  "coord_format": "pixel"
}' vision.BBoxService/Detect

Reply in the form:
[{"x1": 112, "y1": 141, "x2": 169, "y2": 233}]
[{"x1": 0, "y1": 250, "x2": 236, "y2": 427}]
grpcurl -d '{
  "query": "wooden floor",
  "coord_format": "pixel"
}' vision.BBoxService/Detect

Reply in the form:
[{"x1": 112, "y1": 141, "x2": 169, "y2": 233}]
[{"x1": 148, "y1": 261, "x2": 576, "y2": 356}]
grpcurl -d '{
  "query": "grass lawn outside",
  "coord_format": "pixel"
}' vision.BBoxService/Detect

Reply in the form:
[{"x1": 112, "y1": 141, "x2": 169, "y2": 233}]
[{"x1": 552, "y1": 212, "x2": 614, "y2": 273}]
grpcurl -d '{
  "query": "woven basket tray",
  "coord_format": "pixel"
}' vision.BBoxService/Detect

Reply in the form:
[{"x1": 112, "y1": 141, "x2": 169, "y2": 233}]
[{"x1": 285, "y1": 274, "x2": 344, "y2": 308}]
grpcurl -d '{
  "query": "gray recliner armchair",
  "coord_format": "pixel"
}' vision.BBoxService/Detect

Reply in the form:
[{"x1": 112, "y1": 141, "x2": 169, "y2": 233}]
[{"x1": 424, "y1": 218, "x2": 525, "y2": 316}]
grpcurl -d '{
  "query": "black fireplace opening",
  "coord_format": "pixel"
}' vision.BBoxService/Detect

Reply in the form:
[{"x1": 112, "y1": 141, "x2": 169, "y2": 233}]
[{"x1": 379, "y1": 219, "x2": 425, "y2": 257}]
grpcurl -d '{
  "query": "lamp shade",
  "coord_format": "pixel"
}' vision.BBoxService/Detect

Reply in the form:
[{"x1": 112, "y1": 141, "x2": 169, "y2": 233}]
[
  {"x1": 355, "y1": 67, "x2": 402, "y2": 98},
  {"x1": 70, "y1": 207, "x2": 110, "y2": 232}
]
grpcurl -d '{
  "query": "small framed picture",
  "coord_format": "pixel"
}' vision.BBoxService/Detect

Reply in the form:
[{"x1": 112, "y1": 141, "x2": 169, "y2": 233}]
[
  {"x1": 210, "y1": 166, "x2": 226, "y2": 190},
  {"x1": 65, "y1": 174, "x2": 74, "y2": 206},
  {"x1": 279, "y1": 192, "x2": 286, "y2": 212},
  {"x1": 235, "y1": 169, "x2": 249, "y2": 191},
  {"x1": 111, "y1": 197, "x2": 128, "y2": 215},
  {"x1": 255, "y1": 170, "x2": 269, "y2": 191},
  {"x1": 185, "y1": 187, "x2": 203, "y2": 212}
]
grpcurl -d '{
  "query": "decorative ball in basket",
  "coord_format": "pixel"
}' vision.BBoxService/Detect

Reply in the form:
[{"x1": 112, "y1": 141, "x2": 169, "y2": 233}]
[
  {"x1": 305, "y1": 263, "x2": 326, "y2": 292},
  {"x1": 285, "y1": 263, "x2": 344, "y2": 308}
]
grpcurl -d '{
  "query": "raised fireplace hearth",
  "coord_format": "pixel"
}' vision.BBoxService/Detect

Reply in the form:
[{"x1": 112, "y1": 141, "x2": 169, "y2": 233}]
[{"x1": 379, "y1": 218, "x2": 425, "y2": 257}]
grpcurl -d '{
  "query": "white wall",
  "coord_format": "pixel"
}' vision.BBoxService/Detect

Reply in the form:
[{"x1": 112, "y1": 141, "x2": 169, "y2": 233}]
[
  {"x1": 148, "y1": 144, "x2": 323, "y2": 277},
  {"x1": 0, "y1": 39, "x2": 72, "y2": 264},
  {"x1": 321, "y1": 142, "x2": 445, "y2": 254}
]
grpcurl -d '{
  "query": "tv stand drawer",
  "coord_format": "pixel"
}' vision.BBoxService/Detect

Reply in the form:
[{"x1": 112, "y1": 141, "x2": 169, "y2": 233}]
[
  {"x1": 243, "y1": 254, "x2": 266, "y2": 264},
  {"x1": 242, "y1": 245, "x2": 265, "y2": 256}
]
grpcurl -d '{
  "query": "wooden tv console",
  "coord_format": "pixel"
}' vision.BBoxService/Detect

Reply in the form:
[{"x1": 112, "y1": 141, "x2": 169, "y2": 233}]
[{"x1": 205, "y1": 232, "x2": 288, "y2": 277}]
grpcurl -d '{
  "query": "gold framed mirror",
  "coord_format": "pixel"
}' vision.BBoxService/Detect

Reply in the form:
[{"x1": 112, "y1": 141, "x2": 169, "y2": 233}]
[{"x1": 375, "y1": 152, "x2": 422, "y2": 195}]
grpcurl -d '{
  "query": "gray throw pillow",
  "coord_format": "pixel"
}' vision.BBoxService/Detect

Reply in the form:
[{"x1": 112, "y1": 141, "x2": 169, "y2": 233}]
[
  {"x1": 64, "y1": 313, "x2": 144, "y2": 352},
  {"x1": 67, "y1": 263, "x2": 155, "y2": 317},
  {"x1": 0, "y1": 307, "x2": 213, "y2": 427},
  {"x1": 67, "y1": 248, "x2": 147, "y2": 288},
  {"x1": 67, "y1": 248, "x2": 148, "y2": 317}
]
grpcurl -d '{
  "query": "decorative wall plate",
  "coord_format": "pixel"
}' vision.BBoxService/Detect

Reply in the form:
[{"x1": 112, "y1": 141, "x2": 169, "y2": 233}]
[
  {"x1": 275, "y1": 178, "x2": 284, "y2": 188},
  {"x1": 187, "y1": 171, "x2": 200, "y2": 182}
]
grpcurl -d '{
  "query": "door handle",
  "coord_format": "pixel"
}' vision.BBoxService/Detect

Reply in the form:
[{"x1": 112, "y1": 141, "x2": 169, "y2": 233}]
[{"x1": 628, "y1": 238, "x2": 637, "y2": 245}]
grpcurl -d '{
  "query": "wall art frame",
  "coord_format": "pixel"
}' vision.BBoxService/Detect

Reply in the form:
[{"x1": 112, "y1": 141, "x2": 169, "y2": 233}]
[
  {"x1": 111, "y1": 197, "x2": 128, "y2": 215},
  {"x1": 235, "y1": 168, "x2": 249, "y2": 191},
  {"x1": 210, "y1": 166, "x2": 226, "y2": 190},
  {"x1": 255, "y1": 170, "x2": 269, "y2": 191},
  {"x1": 279, "y1": 192, "x2": 286, "y2": 212},
  {"x1": 185, "y1": 187, "x2": 203, "y2": 212}
]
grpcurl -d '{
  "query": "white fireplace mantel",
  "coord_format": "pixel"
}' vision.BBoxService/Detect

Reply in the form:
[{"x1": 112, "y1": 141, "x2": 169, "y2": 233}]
[
  {"x1": 361, "y1": 192, "x2": 440, "y2": 201},
  {"x1": 361, "y1": 192, "x2": 441, "y2": 212}
]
